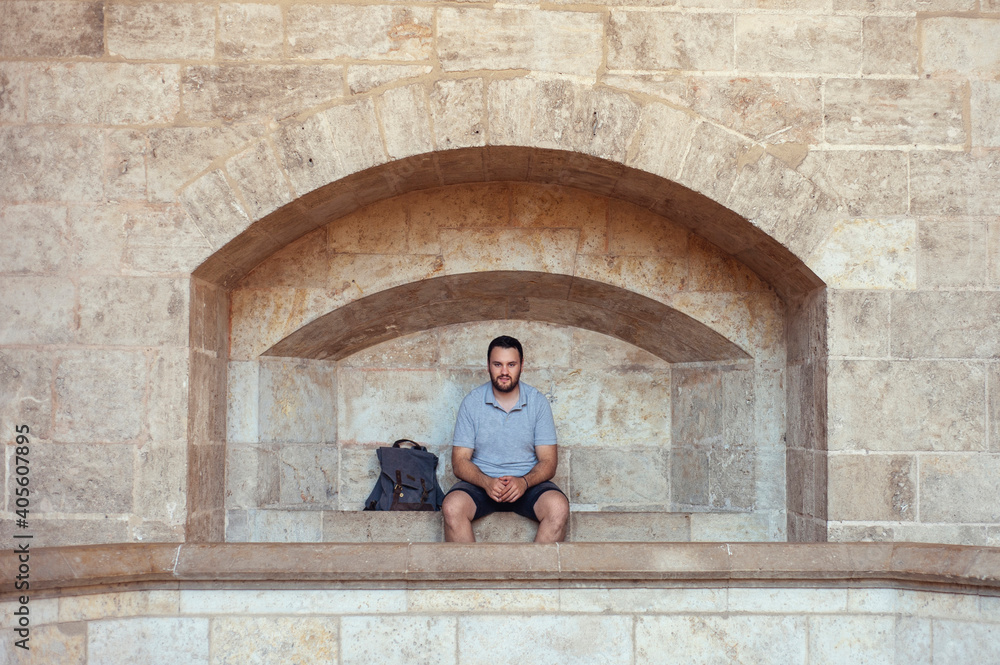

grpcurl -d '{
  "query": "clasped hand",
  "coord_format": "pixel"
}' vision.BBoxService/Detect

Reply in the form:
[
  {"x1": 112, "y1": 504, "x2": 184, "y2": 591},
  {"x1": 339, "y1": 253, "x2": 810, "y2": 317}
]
[{"x1": 487, "y1": 475, "x2": 527, "y2": 502}]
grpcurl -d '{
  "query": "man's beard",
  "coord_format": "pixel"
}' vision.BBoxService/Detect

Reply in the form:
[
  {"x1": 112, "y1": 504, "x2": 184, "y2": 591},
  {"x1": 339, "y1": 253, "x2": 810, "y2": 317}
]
[{"x1": 491, "y1": 374, "x2": 519, "y2": 393}]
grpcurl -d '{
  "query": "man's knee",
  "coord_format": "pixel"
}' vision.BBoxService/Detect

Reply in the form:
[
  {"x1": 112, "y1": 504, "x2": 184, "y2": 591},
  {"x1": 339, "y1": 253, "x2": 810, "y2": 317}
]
[
  {"x1": 442, "y1": 492, "x2": 475, "y2": 522},
  {"x1": 535, "y1": 491, "x2": 569, "y2": 524}
]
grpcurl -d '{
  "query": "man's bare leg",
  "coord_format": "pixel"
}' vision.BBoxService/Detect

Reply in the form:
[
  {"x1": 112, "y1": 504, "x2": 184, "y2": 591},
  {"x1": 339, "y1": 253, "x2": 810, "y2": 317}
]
[
  {"x1": 533, "y1": 490, "x2": 570, "y2": 543},
  {"x1": 442, "y1": 492, "x2": 478, "y2": 542}
]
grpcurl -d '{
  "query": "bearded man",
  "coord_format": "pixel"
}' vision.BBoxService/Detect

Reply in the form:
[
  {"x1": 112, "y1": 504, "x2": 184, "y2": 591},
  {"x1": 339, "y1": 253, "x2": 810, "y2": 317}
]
[{"x1": 441, "y1": 335, "x2": 570, "y2": 543}]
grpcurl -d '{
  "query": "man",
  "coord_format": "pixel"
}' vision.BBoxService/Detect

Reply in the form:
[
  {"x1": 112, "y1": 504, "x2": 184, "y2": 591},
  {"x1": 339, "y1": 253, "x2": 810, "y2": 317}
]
[{"x1": 442, "y1": 335, "x2": 570, "y2": 543}]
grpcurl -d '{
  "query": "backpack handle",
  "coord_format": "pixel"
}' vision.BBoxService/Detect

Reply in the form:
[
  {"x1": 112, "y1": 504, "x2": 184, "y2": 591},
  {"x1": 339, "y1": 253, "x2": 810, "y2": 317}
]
[{"x1": 392, "y1": 438, "x2": 427, "y2": 451}]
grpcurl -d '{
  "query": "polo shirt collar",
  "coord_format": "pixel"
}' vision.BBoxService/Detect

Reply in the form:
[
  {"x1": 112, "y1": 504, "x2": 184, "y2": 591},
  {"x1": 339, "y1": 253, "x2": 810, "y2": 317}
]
[{"x1": 484, "y1": 383, "x2": 527, "y2": 411}]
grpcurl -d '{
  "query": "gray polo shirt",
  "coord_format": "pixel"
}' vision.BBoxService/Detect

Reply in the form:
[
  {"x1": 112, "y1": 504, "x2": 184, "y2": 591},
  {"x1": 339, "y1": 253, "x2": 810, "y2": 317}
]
[{"x1": 452, "y1": 381, "x2": 558, "y2": 478}]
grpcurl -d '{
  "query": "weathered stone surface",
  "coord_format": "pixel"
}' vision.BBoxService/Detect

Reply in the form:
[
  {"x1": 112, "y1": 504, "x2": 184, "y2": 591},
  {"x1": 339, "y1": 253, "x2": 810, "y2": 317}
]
[
  {"x1": 0, "y1": 63, "x2": 27, "y2": 122},
  {"x1": 679, "y1": 122, "x2": 755, "y2": 205},
  {"x1": 69, "y1": 205, "x2": 129, "y2": 273},
  {"x1": 569, "y1": 447, "x2": 669, "y2": 506},
  {"x1": 922, "y1": 18, "x2": 1000, "y2": 77},
  {"x1": 0, "y1": 127, "x2": 103, "y2": 202},
  {"x1": 288, "y1": 5, "x2": 432, "y2": 60},
  {"x1": 863, "y1": 17, "x2": 918, "y2": 76},
  {"x1": 436, "y1": 321, "x2": 571, "y2": 369},
  {"x1": 180, "y1": 589, "x2": 406, "y2": 615},
  {"x1": 323, "y1": 511, "x2": 443, "y2": 542},
  {"x1": 147, "y1": 126, "x2": 262, "y2": 203},
  {"x1": 824, "y1": 80, "x2": 964, "y2": 145},
  {"x1": 891, "y1": 291, "x2": 1000, "y2": 359},
  {"x1": 0, "y1": 350, "x2": 54, "y2": 440},
  {"x1": 917, "y1": 221, "x2": 989, "y2": 289},
  {"x1": 571, "y1": 512, "x2": 688, "y2": 542},
  {"x1": 510, "y1": 185, "x2": 607, "y2": 256},
  {"x1": 337, "y1": 446, "x2": 382, "y2": 510},
  {"x1": 375, "y1": 84, "x2": 434, "y2": 160},
  {"x1": 348, "y1": 65, "x2": 433, "y2": 95},
  {"x1": 55, "y1": 350, "x2": 147, "y2": 443},
  {"x1": 810, "y1": 615, "x2": 895, "y2": 665},
  {"x1": 609, "y1": 11, "x2": 732, "y2": 71},
  {"x1": 441, "y1": 228, "x2": 578, "y2": 275},
  {"x1": 990, "y1": 365, "x2": 999, "y2": 453},
  {"x1": 181, "y1": 171, "x2": 252, "y2": 250},
  {"x1": 623, "y1": 102, "x2": 696, "y2": 180},
  {"x1": 244, "y1": 509, "x2": 323, "y2": 542},
  {"x1": 212, "y1": 617, "x2": 338, "y2": 665},
  {"x1": 920, "y1": 455, "x2": 1000, "y2": 523},
  {"x1": 89, "y1": 618, "x2": 209, "y2": 665},
  {"x1": 227, "y1": 362, "x2": 259, "y2": 444},
  {"x1": 0, "y1": 276, "x2": 75, "y2": 345},
  {"x1": 106, "y1": 2, "x2": 214, "y2": 60},
  {"x1": 828, "y1": 454, "x2": 916, "y2": 521},
  {"x1": 25, "y1": 443, "x2": 133, "y2": 513},
  {"x1": 183, "y1": 65, "x2": 345, "y2": 123},
  {"x1": 259, "y1": 359, "x2": 336, "y2": 444},
  {"x1": 933, "y1": 619, "x2": 1000, "y2": 662},
  {"x1": 105, "y1": 130, "x2": 149, "y2": 200},
  {"x1": 28, "y1": 63, "x2": 180, "y2": 125},
  {"x1": 972, "y1": 82, "x2": 1000, "y2": 148},
  {"x1": 809, "y1": 218, "x2": 916, "y2": 289},
  {"x1": 0, "y1": 1, "x2": 104, "y2": 57},
  {"x1": 486, "y1": 78, "x2": 536, "y2": 146},
  {"x1": 429, "y1": 78, "x2": 486, "y2": 151},
  {"x1": 736, "y1": 15, "x2": 862, "y2": 74},
  {"x1": 461, "y1": 616, "x2": 632, "y2": 664},
  {"x1": 134, "y1": 438, "x2": 186, "y2": 523},
  {"x1": 439, "y1": 9, "x2": 603, "y2": 77},
  {"x1": 911, "y1": 152, "x2": 1000, "y2": 216},
  {"x1": 797, "y1": 151, "x2": 908, "y2": 216},
  {"x1": 124, "y1": 205, "x2": 212, "y2": 274},
  {"x1": 278, "y1": 444, "x2": 338, "y2": 508},
  {"x1": 77, "y1": 276, "x2": 187, "y2": 346},
  {"x1": 341, "y1": 616, "x2": 455, "y2": 664},
  {"x1": 637, "y1": 615, "x2": 806, "y2": 664},
  {"x1": 5, "y1": 622, "x2": 86, "y2": 665},
  {"x1": 218, "y1": 3, "x2": 283, "y2": 61},
  {"x1": 0, "y1": 205, "x2": 69, "y2": 274},
  {"x1": 828, "y1": 360, "x2": 985, "y2": 452},
  {"x1": 226, "y1": 141, "x2": 294, "y2": 222},
  {"x1": 148, "y1": 348, "x2": 189, "y2": 442},
  {"x1": 409, "y1": 589, "x2": 559, "y2": 613},
  {"x1": 827, "y1": 290, "x2": 890, "y2": 358}
]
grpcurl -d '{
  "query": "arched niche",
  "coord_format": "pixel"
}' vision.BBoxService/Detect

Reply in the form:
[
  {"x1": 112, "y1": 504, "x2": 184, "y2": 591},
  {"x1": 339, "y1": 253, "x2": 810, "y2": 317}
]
[{"x1": 188, "y1": 149, "x2": 827, "y2": 544}]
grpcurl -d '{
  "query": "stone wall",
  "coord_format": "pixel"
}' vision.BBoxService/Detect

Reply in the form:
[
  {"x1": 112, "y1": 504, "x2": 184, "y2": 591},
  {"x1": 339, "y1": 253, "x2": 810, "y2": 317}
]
[{"x1": 0, "y1": 0, "x2": 998, "y2": 550}]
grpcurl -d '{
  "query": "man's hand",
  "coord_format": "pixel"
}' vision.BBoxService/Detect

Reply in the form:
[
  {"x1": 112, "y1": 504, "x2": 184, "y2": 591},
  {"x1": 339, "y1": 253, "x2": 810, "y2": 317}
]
[{"x1": 495, "y1": 476, "x2": 528, "y2": 502}]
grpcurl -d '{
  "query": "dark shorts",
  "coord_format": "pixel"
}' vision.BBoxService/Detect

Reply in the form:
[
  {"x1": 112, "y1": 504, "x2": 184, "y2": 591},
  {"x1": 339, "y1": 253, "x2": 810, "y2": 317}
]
[{"x1": 446, "y1": 480, "x2": 565, "y2": 522}]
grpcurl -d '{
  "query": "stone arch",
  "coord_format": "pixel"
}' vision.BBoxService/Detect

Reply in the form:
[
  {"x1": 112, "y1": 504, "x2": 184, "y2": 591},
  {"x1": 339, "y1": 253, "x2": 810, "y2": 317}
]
[{"x1": 184, "y1": 79, "x2": 829, "y2": 543}]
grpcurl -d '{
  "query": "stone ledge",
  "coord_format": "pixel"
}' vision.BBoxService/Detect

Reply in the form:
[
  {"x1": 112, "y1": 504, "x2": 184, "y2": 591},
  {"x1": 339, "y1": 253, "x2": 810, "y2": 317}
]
[{"x1": 4, "y1": 542, "x2": 1000, "y2": 600}]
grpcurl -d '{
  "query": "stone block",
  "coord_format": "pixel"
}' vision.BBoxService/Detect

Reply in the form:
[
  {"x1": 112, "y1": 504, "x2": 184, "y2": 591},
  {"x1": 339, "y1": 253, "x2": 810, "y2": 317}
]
[
  {"x1": 0, "y1": 205, "x2": 69, "y2": 274},
  {"x1": 809, "y1": 218, "x2": 916, "y2": 290},
  {"x1": 610, "y1": 200, "x2": 688, "y2": 260},
  {"x1": 828, "y1": 454, "x2": 916, "y2": 521},
  {"x1": 28, "y1": 63, "x2": 180, "y2": 125},
  {"x1": 323, "y1": 511, "x2": 442, "y2": 542},
  {"x1": 678, "y1": 122, "x2": 754, "y2": 205},
  {"x1": 827, "y1": 290, "x2": 890, "y2": 358},
  {"x1": 531, "y1": 82, "x2": 641, "y2": 162},
  {"x1": 148, "y1": 348, "x2": 189, "y2": 442},
  {"x1": 0, "y1": 350, "x2": 54, "y2": 440},
  {"x1": 337, "y1": 446, "x2": 382, "y2": 510},
  {"x1": 438, "y1": 9, "x2": 603, "y2": 77},
  {"x1": 863, "y1": 17, "x2": 918, "y2": 76},
  {"x1": 55, "y1": 350, "x2": 147, "y2": 443},
  {"x1": 69, "y1": 205, "x2": 129, "y2": 273},
  {"x1": 891, "y1": 291, "x2": 1000, "y2": 359},
  {"x1": 106, "y1": 3, "x2": 215, "y2": 60},
  {"x1": 624, "y1": 102, "x2": 697, "y2": 180},
  {"x1": 24, "y1": 442, "x2": 133, "y2": 513},
  {"x1": 441, "y1": 228, "x2": 578, "y2": 275},
  {"x1": 88, "y1": 618, "x2": 209, "y2": 665},
  {"x1": 0, "y1": 1, "x2": 104, "y2": 57},
  {"x1": 972, "y1": 82, "x2": 1000, "y2": 147},
  {"x1": 0, "y1": 127, "x2": 103, "y2": 202},
  {"x1": 990, "y1": 365, "x2": 999, "y2": 453},
  {"x1": 919, "y1": 454, "x2": 1000, "y2": 523},
  {"x1": 326, "y1": 99, "x2": 391, "y2": 177},
  {"x1": 609, "y1": 11, "x2": 732, "y2": 71},
  {"x1": 328, "y1": 196, "x2": 408, "y2": 255},
  {"x1": 933, "y1": 620, "x2": 1000, "y2": 662},
  {"x1": 409, "y1": 589, "x2": 559, "y2": 613},
  {"x1": 227, "y1": 362, "x2": 259, "y2": 444},
  {"x1": 0, "y1": 63, "x2": 27, "y2": 122},
  {"x1": 147, "y1": 125, "x2": 262, "y2": 203},
  {"x1": 0, "y1": 276, "x2": 76, "y2": 344},
  {"x1": 486, "y1": 78, "x2": 535, "y2": 146},
  {"x1": 245, "y1": 509, "x2": 323, "y2": 542},
  {"x1": 672, "y1": 368, "x2": 723, "y2": 446},
  {"x1": 375, "y1": 84, "x2": 433, "y2": 160},
  {"x1": 550, "y1": 368, "x2": 670, "y2": 447},
  {"x1": 429, "y1": 78, "x2": 485, "y2": 150},
  {"x1": 824, "y1": 79, "x2": 964, "y2": 145},
  {"x1": 917, "y1": 221, "x2": 989, "y2": 289},
  {"x1": 5, "y1": 622, "x2": 86, "y2": 665},
  {"x1": 809, "y1": 615, "x2": 895, "y2": 665},
  {"x1": 211, "y1": 617, "x2": 338, "y2": 665},
  {"x1": 730, "y1": 588, "x2": 847, "y2": 614},
  {"x1": 274, "y1": 112, "x2": 343, "y2": 196},
  {"x1": 796, "y1": 151, "x2": 908, "y2": 216},
  {"x1": 473, "y1": 511, "x2": 540, "y2": 542},
  {"x1": 278, "y1": 444, "x2": 338, "y2": 508},
  {"x1": 342, "y1": 329, "x2": 441, "y2": 368},
  {"x1": 459, "y1": 616, "x2": 632, "y2": 665},
  {"x1": 226, "y1": 141, "x2": 294, "y2": 221},
  {"x1": 348, "y1": 65, "x2": 433, "y2": 95},
  {"x1": 911, "y1": 152, "x2": 1000, "y2": 217},
  {"x1": 183, "y1": 65, "x2": 345, "y2": 123},
  {"x1": 180, "y1": 170, "x2": 252, "y2": 249},
  {"x1": 134, "y1": 439, "x2": 187, "y2": 523},
  {"x1": 560, "y1": 588, "x2": 725, "y2": 613},
  {"x1": 259, "y1": 359, "x2": 336, "y2": 444},
  {"x1": 828, "y1": 360, "x2": 985, "y2": 452},
  {"x1": 342, "y1": 616, "x2": 456, "y2": 664},
  {"x1": 218, "y1": 3, "x2": 284, "y2": 61},
  {"x1": 569, "y1": 328, "x2": 668, "y2": 370},
  {"x1": 570, "y1": 512, "x2": 688, "y2": 542},
  {"x1": 736, "y1": 15, "x2": 862, "y2": 74},
  {"x1": 569, "y1": 447, "x2": 669, "y2": 507},
  {"x1": 922, "y1": 18, "x2": 1000, "y2": 77},
  {"x1": 105, "y1": 130, "x2": 148, "y2": 200},
  {"x1": 288, "y1": 5, "x2": 433, "y2": 61},
  {"x1": 636, "y1": 615, "x2": 806, "y2": 664},
  {"x1": 124, "y1": 205, "x2": 212, "y2": 274},
  {"x1": 180, "y1": 589, "x2": 405, "y2": 615},
  {"x1": 436, "y1": 320, "x2": 571, "y2": 369},
  {"x1": 77, "y1": 276, "x2": 188, "y2": 346},
  {"x1": 689, "y1": 512, "x2": 777, "y2": 542}
]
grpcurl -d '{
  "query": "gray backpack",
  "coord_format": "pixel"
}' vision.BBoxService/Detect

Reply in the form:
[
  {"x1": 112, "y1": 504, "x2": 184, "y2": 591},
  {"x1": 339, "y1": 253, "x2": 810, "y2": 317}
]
[{"x1": 363, "y1": 439, "x2": 444, "y2": 511}]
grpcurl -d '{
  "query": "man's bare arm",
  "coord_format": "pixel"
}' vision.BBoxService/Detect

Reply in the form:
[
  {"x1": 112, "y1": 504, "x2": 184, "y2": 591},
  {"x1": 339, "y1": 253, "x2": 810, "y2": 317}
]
[{"x1": 452, "y1": 446, "x2": 507, "y2": 501}]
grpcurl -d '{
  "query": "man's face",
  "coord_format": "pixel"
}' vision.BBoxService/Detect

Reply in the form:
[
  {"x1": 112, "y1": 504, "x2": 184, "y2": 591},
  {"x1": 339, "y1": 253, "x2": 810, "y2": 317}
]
[{"x1": 488, "y1": 347, "x2": 522, "y2": 394}]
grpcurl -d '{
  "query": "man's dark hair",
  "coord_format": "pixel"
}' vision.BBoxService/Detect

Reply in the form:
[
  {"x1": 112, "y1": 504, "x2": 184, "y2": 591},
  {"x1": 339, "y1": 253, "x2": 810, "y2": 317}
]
[{"x1": 487, "y1": 335, "x2": 523, "y2": 362}]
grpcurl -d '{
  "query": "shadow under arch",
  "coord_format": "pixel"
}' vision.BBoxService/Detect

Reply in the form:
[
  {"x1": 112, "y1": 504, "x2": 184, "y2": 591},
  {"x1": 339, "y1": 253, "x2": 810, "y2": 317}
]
[{"x1": 188, "y1": 146, "x2": 828, "y2": 543}]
